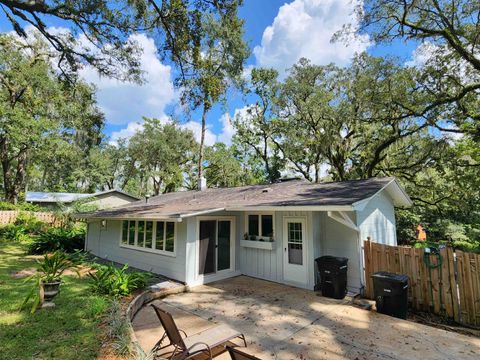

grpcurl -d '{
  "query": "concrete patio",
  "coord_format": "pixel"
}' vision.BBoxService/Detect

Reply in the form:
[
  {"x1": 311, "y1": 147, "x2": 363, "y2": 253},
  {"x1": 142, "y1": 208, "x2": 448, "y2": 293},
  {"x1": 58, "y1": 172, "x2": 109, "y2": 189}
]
[{"x1": 132, "y1": 276, "x2": 480, "y2": 360}]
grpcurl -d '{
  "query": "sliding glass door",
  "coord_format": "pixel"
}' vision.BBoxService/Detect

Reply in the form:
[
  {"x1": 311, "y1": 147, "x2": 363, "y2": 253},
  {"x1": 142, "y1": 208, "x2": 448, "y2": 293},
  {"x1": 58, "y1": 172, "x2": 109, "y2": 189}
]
[{"x1": 198, "y1": 219, "x2": 232, "y2": 275}]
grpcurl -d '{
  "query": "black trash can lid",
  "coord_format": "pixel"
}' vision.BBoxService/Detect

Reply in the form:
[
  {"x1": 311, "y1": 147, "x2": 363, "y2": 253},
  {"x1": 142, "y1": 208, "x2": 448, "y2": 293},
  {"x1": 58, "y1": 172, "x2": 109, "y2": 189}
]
[
  {"x1": 316, "y1": 255, "x2": 348, "y2": 263},
  {"x1": 371, "y1": 271, "x2": 408, "y2": 283}
]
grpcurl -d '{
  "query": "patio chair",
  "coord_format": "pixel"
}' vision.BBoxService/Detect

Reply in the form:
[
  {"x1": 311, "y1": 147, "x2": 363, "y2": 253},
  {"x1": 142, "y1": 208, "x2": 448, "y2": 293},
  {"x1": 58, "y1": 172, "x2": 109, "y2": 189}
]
[
  {"x1": 227, "y1": 346, "x2": 262, "y2": 360},
  {"x1": 151, "y1": 304, "x2": 247, "y2": 359}
]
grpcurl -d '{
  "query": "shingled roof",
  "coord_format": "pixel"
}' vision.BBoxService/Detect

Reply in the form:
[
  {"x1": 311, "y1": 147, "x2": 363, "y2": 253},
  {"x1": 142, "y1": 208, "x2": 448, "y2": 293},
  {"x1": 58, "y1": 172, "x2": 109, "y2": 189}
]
[{"x1": 79, "y1": 177, "x2": 411, "y2": 220}]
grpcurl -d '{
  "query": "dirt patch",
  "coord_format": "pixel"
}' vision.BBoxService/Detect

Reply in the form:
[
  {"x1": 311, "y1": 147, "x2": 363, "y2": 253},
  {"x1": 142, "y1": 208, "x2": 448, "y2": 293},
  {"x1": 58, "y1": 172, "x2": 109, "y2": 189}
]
[
  {"x1": 408, "y1": 311, "x2": 480, "y2": 338},
  {"x1": 10, "y1": 268, "x2": 36, "y2": 279},
  {"x1": 10, "y1": 265, "x2": 93, "y2": 279}
]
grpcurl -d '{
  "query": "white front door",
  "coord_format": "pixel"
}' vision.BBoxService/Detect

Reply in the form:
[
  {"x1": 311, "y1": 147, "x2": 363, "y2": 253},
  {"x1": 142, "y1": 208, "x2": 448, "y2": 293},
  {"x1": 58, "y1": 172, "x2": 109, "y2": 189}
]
[{"x1": 283, "y1": 217, "x2": 307, "y2": 285}]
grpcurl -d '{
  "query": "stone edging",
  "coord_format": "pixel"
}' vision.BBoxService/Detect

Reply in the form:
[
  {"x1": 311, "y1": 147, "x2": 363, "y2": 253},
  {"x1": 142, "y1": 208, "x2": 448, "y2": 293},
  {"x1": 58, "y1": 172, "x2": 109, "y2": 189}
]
[{"x1": 126, "y1": 285, "x2": 187, "y2": 354}]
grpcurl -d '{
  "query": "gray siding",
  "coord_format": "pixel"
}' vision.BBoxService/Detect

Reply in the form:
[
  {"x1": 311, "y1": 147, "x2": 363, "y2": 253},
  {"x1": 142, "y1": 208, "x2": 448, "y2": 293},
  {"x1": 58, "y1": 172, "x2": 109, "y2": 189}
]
[
  {"x1": 357, "y1": 191, "x2": 397, "y2": 246},
  {"x1": 86, "y1": 219, "x2": 187, "y2": 282}
]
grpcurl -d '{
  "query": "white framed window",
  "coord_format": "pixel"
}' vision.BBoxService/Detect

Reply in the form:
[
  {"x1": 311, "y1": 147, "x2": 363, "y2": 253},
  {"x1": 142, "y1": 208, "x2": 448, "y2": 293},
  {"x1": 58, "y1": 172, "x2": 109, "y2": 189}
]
[
  {"x1": 245, "y1": 212, "x2": 274, "y2": 241},
  {"x1": 120, "y1": 220, "x2": 176, "y2": 256}
]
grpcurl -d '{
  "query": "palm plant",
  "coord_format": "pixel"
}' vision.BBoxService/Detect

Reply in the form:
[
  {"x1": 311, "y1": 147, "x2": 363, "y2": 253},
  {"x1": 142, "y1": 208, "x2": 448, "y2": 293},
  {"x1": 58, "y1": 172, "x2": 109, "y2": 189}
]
[{"x1": 21, "y1": 251, "x2": 79, "y2": 313}]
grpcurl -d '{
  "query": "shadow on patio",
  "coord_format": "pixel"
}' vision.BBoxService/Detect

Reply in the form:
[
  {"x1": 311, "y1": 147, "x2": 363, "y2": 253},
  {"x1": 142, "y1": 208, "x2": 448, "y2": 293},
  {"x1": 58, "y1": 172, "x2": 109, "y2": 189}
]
[{"x1": 132, "y1": 276, "x2": 480, "y2": 360}]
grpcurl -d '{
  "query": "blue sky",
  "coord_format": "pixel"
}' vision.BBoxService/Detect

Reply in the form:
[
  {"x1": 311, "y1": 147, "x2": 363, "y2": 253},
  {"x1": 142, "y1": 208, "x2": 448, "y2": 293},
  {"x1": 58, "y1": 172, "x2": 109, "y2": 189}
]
[{"x1": 0, "y1": 0, "x2": 419, "y2": 145}]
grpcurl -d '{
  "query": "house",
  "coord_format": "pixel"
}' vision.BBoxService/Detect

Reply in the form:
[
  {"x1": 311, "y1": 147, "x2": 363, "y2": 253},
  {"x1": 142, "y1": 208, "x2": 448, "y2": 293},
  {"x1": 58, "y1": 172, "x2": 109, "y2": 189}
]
[
  {"x1": 26, "y1": 189, "x2": 139, "y2": 210},
  {"x1": 81, "y1": 177, "x2": 411, "y2": 293}
]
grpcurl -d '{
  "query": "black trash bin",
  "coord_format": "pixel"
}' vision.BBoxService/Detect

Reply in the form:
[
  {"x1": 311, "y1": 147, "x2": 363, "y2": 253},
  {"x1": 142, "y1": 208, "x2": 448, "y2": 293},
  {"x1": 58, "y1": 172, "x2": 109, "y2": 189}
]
[
  {"x1": 315, "y1": 256, "x2": 348, "y2": 299},
  {"x1": 371, "y1": 272, "x2": 409, "y2": 319}
]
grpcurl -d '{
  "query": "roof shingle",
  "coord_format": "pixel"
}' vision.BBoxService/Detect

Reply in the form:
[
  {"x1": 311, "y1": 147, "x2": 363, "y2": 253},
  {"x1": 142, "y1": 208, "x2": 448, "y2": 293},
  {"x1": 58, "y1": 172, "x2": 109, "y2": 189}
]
[{"x1": 80, "y1": 177, "x2": 406, "y2": 219}]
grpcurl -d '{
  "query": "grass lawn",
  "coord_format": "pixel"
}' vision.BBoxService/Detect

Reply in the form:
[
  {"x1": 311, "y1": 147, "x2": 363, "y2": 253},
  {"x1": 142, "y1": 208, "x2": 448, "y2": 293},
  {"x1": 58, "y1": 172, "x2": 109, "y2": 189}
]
[{"x1": 0, "y1": 241, "x2": 109, "y2": 360}]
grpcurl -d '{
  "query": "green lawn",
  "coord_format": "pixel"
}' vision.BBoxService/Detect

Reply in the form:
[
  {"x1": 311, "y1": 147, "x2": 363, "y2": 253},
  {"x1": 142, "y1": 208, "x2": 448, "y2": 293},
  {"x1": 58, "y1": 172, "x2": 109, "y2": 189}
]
[{"x1": 0, "y1": 241, "x2": 109, "y2": 360}]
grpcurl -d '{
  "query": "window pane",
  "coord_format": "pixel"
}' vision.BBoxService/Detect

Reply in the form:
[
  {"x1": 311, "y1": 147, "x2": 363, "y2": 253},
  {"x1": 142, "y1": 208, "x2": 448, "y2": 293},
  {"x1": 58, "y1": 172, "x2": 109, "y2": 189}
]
[
  {"x1": 145, "y1": 221, "x2": 153, "y2": 248},
  {"x1": 128, "y1": 221, "x2": 136, "y2": 246},
  {"x1": 155, "y1": 221, "x2": 164, "y2": 250},
  {"x1": 261, "y1": 215, "x2": 273, "y2": 237},
  {"x1": 165, "y1": 222, "x2": 175, "y2": 252},
  {"x1": 121, "y1": 220, "x2": 128, "y2": 244},
  {"x1": 137, "y1": 221, "x2": 145, "y2": 247},
  {"x1": 217, "y1": 221, "x2": 230, "y2": 271},
  {"x1": 248, "y1": 215, "x2": 259, "y2": 237}
]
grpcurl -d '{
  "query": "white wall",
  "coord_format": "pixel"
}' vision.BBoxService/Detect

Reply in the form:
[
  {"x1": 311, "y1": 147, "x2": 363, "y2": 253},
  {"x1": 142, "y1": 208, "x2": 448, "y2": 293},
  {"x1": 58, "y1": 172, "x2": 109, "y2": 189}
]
[
  {"x1": 357, "y1": 191, "x2": 397, "y2": 246},
  {"x1": 320, "y1": 212, "x2": 362, "y2": 292},
  {"x1": 239, "y1": 211, "x2": 316, "y2": 290},
  {"x1": 86, "y1": 219, "x2": 187, "y2": 282}
]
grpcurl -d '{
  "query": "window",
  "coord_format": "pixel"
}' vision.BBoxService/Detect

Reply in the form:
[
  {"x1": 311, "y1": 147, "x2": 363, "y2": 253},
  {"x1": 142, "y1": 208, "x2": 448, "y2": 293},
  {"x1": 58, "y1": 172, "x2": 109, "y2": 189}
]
[
  {"x1": 121, "y1": 220, "x2": 175, "y2": 254},
  {"x1": 145, "y1": 221, "x2": 153, "y2": 248},
  {"x1": 155, "y1": 221, "x2": 164, "y2": 250},
  {"x1": 246, "y1": 213, "x2": 274, "y2": 241}
]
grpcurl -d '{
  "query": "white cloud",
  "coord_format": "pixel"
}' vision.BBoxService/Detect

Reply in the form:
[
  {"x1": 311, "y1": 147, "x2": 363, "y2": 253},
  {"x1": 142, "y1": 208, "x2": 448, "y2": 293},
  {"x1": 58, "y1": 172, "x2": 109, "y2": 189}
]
[
  {"x1": 405, "y1": 42, "x2": 438, "y2": 68},
  {"x1": 110, "y1": 121, "x2": 145, "y2": 144},
  {"x1": 181, "y1": 121, "x2": 217, "y2": 146},
  {"x1": 80, "y1": 33, "x2": 176, "y2": 126},
  {"x1": 253, "y1": 0, "x2": 370, "y2": 73}
]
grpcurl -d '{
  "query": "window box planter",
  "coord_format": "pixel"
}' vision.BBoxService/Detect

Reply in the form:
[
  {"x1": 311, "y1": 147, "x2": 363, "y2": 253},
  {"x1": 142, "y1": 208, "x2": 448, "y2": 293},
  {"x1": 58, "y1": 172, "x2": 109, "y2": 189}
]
[{"x1": 240, "y1": 239, "x2": 275, "y2": 250}]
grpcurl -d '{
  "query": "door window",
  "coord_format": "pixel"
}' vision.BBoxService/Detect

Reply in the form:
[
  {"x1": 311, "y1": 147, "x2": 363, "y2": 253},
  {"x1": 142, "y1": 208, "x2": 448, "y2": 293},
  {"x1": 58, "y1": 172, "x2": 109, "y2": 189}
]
[{"x1": 287, "y1": 222, "x2": 303, "y2": 265}]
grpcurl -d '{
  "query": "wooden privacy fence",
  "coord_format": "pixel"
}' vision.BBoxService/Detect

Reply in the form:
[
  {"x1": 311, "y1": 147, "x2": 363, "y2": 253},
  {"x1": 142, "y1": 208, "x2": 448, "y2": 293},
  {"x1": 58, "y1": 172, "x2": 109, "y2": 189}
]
[
  {"x1": 0, "y1": 211, "x2": 58, "y2": 225},
  {"x1": 363, "y1": 240, "x2": 480, "y2": 327}
]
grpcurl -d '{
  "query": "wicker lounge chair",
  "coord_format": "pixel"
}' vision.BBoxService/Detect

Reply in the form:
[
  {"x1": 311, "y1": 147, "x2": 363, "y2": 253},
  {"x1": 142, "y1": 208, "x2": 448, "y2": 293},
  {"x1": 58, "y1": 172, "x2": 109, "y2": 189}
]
[
  {"x1": 151, "y1": 304, "x2": 247, "y2": 359},
  {"x1": 227, "y1": 346, "x2": 262, "y2": 360}
]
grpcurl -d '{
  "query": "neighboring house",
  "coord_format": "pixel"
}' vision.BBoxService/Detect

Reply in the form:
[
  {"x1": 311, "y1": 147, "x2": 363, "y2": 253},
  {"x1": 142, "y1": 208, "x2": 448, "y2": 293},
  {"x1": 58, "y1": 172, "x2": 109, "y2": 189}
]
[
  {"x1": 26, "y1": 189, "x2": 139, "y2": 210},
  {"x1": 81, "y1": 177, "x2": 411, "y2": 293}
]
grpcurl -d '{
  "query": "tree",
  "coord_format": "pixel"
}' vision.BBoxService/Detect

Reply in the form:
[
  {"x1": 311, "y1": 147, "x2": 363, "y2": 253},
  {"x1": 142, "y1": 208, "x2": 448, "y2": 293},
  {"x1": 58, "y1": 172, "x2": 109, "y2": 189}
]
[
  {"x1": 127, "y1": 118, "x2": 197, "y2": 195},
  {"x1": 342, "y1": 0, "x2": 480, "y2": 138},
  {"x1": 0, "y1": 34, "x2": 103, "y2": 203},
  {"x1": 0, "y1": 0, "x2": 249, "y2": 82},
  {"x1": 204, "y1": 142, "x2": 262, "y2": 187},
  {"x1": 175, "y1": 0, "x2": 249, "y2": 184},
  {"x1": 232, "y1": 68, "x2": 284, "y2": 182}
]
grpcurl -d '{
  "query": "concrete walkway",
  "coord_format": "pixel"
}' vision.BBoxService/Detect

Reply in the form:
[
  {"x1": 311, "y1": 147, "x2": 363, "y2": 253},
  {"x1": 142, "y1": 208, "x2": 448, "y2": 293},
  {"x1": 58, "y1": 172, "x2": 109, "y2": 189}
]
[{"x1": 132, "y1": 276, "x2": 480, "y2": 360}]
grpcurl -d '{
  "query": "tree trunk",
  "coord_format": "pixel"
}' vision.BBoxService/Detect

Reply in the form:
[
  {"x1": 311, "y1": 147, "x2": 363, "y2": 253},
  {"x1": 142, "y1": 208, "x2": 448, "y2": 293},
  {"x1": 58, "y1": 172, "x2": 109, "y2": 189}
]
[
  {"x1": 3, "y1": 148, "x2": 28, "y2": 204},
  {"x1": 197, "y1": 104, "x2": 209, "y2": 184}
]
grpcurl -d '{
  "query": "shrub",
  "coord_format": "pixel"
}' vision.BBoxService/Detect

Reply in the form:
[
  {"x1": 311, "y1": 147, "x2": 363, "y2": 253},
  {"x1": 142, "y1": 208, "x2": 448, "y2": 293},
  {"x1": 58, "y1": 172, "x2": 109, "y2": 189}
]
[
  {"x1": 0, "y1": 224, "x2": 30, "y2": 242},
  {"x1": 27, "y1": 226, "x2": 86, "y2": 254},
  {"x1": 88, "y1": 263, "x2": 149, "y2": 297},
  {"x1": 14, "y1": 212, "x2": 47, "y2": 235},
  {"x1": 0, "y1": 201, "x2": 42, "y2": 211},
  {"x1": 104, "y1": 298, "x2": 131, "y2": 355}
]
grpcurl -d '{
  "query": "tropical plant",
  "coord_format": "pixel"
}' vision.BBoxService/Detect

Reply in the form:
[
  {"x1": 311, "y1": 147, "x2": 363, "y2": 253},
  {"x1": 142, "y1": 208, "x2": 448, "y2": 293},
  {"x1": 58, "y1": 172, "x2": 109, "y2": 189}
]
[
  {"x1": 0, "y1": 224, "x2": 27, "y2": 242},
  {"x1": 88, "y1": 263, "x2": 149, "y2": 297},
  {"x1": 27, "y1": 226, "x2": 86, "y2": 254},
  {"x1": 21, "y1": 251, "x2": 79, "y2": 313},
  {"x1": 37, "y1": 251, "x2": 80, "y2": 283},
  {"x1": 14, "y1": 212, "x2": 47, "y2": 235}
]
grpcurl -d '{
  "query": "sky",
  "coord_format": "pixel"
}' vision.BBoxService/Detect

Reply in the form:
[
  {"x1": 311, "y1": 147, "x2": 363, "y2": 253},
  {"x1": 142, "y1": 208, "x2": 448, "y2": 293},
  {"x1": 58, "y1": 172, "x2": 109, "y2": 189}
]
[{"x1": 0, "y1": 0, "x2": 419, "y2": 146}]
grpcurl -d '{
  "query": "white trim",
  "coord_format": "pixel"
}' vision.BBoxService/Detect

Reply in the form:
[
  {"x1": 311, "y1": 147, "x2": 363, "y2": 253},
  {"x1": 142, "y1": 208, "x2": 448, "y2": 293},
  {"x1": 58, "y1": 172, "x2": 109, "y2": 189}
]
[
  {"x1": 118, "y1": 219, "x2": 177, "y2": 257},
  {"x1": 180, "y1": 208, "x2": 226, "y2": 218},
  {"x1": 351, "y1": 178, "x2": 413, "y2": 210},
  {"x1": 84, "y1": 215, "x2": 183, "y2": 221},
  {"x1": 327, "y1": 211, "x2": 359, "y2": 232},
  {"x1": 240, "y1": 239, "x2": 275, "y2": 250},
  {"x1": 195, "y1": 216, "x2": 236, "y2": 283},
  {"x1": 227, "y1": 205, "x2": 353, "y2": 212}
]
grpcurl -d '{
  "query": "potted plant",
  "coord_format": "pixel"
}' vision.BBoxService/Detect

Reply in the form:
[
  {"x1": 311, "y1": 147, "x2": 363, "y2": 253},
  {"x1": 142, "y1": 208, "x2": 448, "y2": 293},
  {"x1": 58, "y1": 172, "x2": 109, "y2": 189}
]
[{"x1": 22, "y1": 251, "x2": 79, "y2": 313}]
